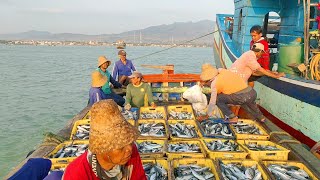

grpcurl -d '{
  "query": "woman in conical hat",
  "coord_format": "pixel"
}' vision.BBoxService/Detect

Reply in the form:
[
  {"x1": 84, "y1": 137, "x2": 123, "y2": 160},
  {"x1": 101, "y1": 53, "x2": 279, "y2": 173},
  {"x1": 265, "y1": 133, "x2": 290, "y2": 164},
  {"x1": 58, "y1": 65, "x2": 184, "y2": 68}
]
[{"x1": 63, "y1": 100, "x2": 146, "y2": 180}]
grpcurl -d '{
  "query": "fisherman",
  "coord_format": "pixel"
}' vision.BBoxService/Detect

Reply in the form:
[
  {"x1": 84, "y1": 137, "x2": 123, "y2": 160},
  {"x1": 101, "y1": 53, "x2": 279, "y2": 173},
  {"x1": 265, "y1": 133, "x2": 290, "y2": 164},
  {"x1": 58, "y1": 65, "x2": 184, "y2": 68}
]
[
  {"x1": 229, "y1": 43, "x2": 285, "y2": 83},
  {"x1": 63, "y1": 99, "x2": 146, "y2": 180},
  {"x1": 201, "y1": 63, "x2": 266, "y2": 123},
  {"x1": 250, "y1": 25, "x2": 270, "y2": 70},
  {"x1": 97, "y1": 56, "x2": 125, "y2": 106},
  {"x1": 113, "y1": 50, "x2": 136, "y2": 86},
  {"x1": 88, "y1": 71, "x2": 107, "y2": 106},
  {"x1": 124, "y1": 71, "x2": 156, "y2": 110}
]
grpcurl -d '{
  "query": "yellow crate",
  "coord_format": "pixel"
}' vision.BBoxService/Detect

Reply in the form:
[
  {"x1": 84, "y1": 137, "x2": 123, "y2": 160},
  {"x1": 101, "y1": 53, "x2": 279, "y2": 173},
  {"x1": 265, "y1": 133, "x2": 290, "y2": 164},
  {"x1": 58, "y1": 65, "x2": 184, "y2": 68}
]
[
  {"x1": 167, "y1": 105, "x2": 195, "y2": 120},
  {"x1": 237, "y1": 140, "x2": 290, "y2": 161},
  {"x1": 167, "y1": 140, "x2": 206, "y2": 160},
  {"x1": 70, "y1": 119, "x2": 91, "y2": 140},
  {"x1": 139, "y1": 106, "x2": 167, "y2": 120},
  {"x1": 201, "y1": 138, "x2": 248, "y2": 160},
  {"x1": 170, "y1": 158, "x2": 219, "y2": 180},
  {"x1": 136, "y1": 139, "x2": 167, "y2": 158},
  {"x1": 51, "y1": 163, "x2": 68, "y2": 171},
  {"x1": 168, "y1": 120, "x2": 202, "y2": 140},
  {"x1": 230, "y1": 119, "x2": 270, "y2": 140},
  {"x1": 83, "y1": 111, "x2": 91, "y2": 119},
  {"x1": 262, "y1": 160, "x2": 319, "y2": 180},
  {"x1": 137, "y1": 119, "x2": 168, "y2": 140},
  {"x1": 216, "y1": 159, "x2": 270, "y2": 180},
  {"x1": 142, "y1": 158, "x2": 170, "y2": 180},
  {"x1": 47, "y1": 140, "x2": 89, "y2": 164}
]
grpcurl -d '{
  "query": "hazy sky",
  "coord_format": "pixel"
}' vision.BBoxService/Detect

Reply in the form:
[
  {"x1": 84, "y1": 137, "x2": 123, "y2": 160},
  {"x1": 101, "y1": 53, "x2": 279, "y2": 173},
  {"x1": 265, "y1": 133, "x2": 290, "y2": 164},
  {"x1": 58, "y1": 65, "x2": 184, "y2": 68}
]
[{"x1": 0, "y1": 0, "x2": 234, "y2": 35}]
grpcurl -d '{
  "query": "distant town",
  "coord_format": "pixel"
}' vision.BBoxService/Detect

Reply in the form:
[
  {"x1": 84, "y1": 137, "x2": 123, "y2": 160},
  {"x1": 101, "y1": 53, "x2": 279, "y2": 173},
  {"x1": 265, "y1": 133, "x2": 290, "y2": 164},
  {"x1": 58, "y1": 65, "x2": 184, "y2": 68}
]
[{"x1": 0, "y1": 40, "x2": 212, "y2": 48}]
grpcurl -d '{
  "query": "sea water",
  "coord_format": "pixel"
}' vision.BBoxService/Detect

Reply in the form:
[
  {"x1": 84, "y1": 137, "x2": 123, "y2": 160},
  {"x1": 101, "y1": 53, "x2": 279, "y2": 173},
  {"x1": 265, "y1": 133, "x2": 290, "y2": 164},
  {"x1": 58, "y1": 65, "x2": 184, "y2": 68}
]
[{"x1": 0, "y1": 44, "x2": 214, "y2": 178}]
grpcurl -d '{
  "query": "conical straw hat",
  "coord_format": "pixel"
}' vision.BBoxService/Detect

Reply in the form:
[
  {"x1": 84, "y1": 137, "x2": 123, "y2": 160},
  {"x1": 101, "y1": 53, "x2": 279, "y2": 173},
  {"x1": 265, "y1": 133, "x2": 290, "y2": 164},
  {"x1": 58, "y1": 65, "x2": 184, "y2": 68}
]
[
  {"x1": 91, "y1": 71, "x2": 107, "y2": 87},
  {"x1": 200, "y1": 63, "x2": 218, "y2": 81},
  {"x1": 98, "y1": 56, "x2": 111, "y2": 67}
]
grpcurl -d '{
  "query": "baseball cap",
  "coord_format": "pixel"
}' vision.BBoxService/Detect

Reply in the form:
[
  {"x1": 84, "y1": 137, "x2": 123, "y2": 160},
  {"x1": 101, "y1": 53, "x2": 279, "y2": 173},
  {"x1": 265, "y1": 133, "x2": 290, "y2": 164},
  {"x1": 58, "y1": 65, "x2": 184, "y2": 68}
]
[
  {"x1": 118, "y1": 50, "x2": 126, "y2": 56},
  {"x1": 251, "y1": 43, "x2": 265, "y2": 53}
]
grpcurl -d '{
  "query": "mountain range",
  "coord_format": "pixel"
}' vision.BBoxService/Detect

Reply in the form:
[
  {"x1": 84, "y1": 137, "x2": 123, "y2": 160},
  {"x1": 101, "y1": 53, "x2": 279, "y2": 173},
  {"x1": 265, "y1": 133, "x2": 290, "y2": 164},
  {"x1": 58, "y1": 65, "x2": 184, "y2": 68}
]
[{"x1": 0, "y1": 20, "x2": 215, "y2": 45}]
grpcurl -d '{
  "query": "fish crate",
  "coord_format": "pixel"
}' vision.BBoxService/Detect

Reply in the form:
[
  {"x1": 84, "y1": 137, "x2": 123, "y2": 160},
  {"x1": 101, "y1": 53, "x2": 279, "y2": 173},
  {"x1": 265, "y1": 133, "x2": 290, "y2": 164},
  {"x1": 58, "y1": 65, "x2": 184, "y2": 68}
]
[
  {"x1": 168, "y1": 120, "x2": 202, "y2": 140},
  {"x1": 196, "y1": 119, "x2": 235, "y2": 139},
  {"x1": 69, "y1": 119, "x2": 91, "y2": 140},
  {"x1": 47, "y1": 140, "x2": 89, "y2": 164},
  {"x1": 137, "y1": 119, "x2": 168, "y2": 140},
  {"x1": 262, "y1": 160, "x2": 319, "y2": 180},
  {"x1": 201, "y1": 138, "x2": 248, "y2": 160},
  {"x1": 167, "y1": 140, "x2": 206, "y2": 160},
  {"x1": 139, "y1": 106, "x2": 167, "y2": 120},
  {"x1": 170, "y1": 158, "x2": 219, "y2": 180},
  {"x1": 136, "y1": 139, "x2": 167, "y2": 158},
  {"x1": 142, "y1": 158, "x2": 170, "y2": 180},
  {"x1": 50, "y1": 163, "x2": 68, "y2": 171},
  {"x1": 230, "y1": 119, "x2": 270, "y2": 140},
  {"x1": 237, "y1": 140, "x2": 290, "y2": 161},
  {"x1": 167, "y1": 105, "x2": 195, "y2": 120},
  {"x1": 216, "y1": 159, "x2": 270, "y2": 180},
  {"x1": 121, "y1": 107, "x2": 139, "y2": 121},
  {"x1": 83, "y1": 111, "x2": 91, "y2": 119}
]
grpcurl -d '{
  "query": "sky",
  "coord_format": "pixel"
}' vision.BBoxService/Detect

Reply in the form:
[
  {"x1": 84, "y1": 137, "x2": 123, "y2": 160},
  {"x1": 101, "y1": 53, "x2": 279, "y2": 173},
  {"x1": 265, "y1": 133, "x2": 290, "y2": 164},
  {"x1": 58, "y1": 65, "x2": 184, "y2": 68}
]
[{"x1": 0, "y1": 0, "x2": 234, "y2": 35}]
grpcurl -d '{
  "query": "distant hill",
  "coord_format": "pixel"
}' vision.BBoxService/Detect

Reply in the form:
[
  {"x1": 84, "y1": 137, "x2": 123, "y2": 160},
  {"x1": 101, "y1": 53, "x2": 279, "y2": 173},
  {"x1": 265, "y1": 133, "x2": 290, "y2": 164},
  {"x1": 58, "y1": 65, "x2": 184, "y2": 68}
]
[{"x1": 0, "y1": 20, "x2": 215, "y2": 45}]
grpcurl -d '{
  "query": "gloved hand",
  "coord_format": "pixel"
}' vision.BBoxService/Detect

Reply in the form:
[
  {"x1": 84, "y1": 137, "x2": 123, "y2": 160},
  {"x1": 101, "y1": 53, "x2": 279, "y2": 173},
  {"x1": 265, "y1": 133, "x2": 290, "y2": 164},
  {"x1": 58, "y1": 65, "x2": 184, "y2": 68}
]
[
  {"x1": 124, "y1": 104, "x2": 131, "y2": 111},
  {"x1": 150, "y1": 102, "x2": 156, "y2": 108}
]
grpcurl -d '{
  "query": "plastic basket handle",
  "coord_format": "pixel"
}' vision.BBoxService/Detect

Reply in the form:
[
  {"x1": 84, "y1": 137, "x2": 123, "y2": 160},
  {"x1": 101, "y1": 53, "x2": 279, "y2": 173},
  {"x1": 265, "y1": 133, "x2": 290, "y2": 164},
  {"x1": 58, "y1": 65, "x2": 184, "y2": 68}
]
[{"x1": 266, "y1": 153, "x2": 277, "y2": 156}]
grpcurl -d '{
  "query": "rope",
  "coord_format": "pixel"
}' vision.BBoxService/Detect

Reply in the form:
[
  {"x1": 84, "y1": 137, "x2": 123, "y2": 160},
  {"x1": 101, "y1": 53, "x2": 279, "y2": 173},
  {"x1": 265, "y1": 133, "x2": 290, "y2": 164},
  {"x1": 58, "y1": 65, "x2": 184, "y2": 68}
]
[
  {"x1": 310, "y1": 54, "x2": 320, "y2": 80},
  {"x1": 132, "y1": 30, "x2": 219, "y2": 60}
]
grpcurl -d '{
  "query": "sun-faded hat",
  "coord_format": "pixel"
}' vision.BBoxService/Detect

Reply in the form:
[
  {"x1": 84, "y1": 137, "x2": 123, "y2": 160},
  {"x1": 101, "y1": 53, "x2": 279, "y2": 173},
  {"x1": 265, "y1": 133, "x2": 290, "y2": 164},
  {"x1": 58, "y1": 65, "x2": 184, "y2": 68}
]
[
  {"x1": 91, "y1": 71, "x2": 107, "y2": 87},
  {"x1": 98, "y1": 56, "x2": 111, "y2": 67},
  {"x1": 128, "y1": 71, "x2": 143, "y2": 78},
  {"x1": 118, "y1": 50, "x2": 127, "y2": 56},
  {"x1": 251, "y1": 43, "x2": 265, "y2": 53},
  {"x1": 200, "y1": 63, "x2": 218, "y2": 81},
  {"x1": 89, "y1": 99, "x2": 139, "y2": 154}
]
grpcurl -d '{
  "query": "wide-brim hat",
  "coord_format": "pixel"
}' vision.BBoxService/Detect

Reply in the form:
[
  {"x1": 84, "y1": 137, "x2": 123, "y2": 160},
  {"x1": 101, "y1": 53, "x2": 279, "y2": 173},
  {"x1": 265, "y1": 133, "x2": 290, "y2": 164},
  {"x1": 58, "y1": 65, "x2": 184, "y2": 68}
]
[
  {"x1": 89, "y1": 99, "x2": 139, "y2": 154},
  {"x1": 91, "y1": 71, "x2": 107, "y2": 87},
  {"x1": 200, "y1": 63, "x2": 218, "y2": 81},
  {"x1": 128, "y1": 71, "x2": 143, "y2": 78},
  {"x1": 98, "y1": 56, "x2": 111, "y2": 67}
]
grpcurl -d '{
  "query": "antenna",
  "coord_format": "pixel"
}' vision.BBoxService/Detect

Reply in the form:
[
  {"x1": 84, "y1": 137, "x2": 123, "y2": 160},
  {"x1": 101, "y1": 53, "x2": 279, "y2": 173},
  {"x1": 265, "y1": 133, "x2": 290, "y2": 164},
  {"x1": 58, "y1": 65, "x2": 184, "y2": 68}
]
[{"x1": 140, "y1": 31, "x2": 142, "y2": 43}]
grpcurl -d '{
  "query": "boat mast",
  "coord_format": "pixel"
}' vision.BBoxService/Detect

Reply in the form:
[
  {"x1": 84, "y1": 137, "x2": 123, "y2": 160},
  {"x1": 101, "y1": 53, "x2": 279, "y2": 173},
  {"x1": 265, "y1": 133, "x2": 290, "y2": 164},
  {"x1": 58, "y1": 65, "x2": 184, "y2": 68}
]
[{"x1": 303, "y1": 0, "x2": 310, "y2": 79}]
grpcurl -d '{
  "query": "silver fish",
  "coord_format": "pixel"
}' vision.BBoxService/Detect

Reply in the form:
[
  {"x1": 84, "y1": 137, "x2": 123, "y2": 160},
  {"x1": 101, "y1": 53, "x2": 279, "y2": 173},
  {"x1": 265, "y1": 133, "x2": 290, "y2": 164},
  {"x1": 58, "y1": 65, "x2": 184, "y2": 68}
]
[
  {"x1": 137, "y1": 141, "x2": 163, "y2": 153},
  {"x1": 232, "y1": 122, "x2": 263, "y2": 135},
  {"x1": 219, "y1": 161, "x2": 262, "y2": 180},
  {"x1": 168, "y1": 142, "x2": 201, "y2": 153},
  {"x1": 245, "y1": 143, "x2": 280, "y2": 151},
  {"x1": 268, "y1": 164, "x2": 311, "y2": 180},
  {"x1": 50, "y1": 143, "x2": 88, "y2": 158},
  {"x1": 169, "y1": 123, "x2": 198, "y2": 138},
  {"x1": 174, "y1": 164, "x2": 215, "y2": 180},
  {"x1": 72, "y1": 124, "x2": 90, "y2": 140},
  {"x1": 140, "y1": 112, "x2": 165, "y2": 120},
  {"x1": 169, "y1": 111, "x2": 193, "y2": 120},
  {"x1": 143, "y1": 163, "x2": 168, "y2": 180},
  {"x1": 200, "y1": 120, "x2": 233, "y2": 138},
  {"x1": 205, "y1": 140, "x2": 241, "y2": 152},
  {"x1": 122, "y1": 110, "x2": 138, "y2": 120},
  {"x1": 138, "y1": 123, "x2": 166, "y2": 137}
]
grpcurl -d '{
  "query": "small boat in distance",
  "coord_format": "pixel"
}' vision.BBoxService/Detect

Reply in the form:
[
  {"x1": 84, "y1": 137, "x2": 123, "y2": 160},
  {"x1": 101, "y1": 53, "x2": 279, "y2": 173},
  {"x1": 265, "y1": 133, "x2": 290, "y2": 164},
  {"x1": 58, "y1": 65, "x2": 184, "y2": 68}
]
[{"x1": 115, "y1": 40, "x2": 126, "y2": 49}]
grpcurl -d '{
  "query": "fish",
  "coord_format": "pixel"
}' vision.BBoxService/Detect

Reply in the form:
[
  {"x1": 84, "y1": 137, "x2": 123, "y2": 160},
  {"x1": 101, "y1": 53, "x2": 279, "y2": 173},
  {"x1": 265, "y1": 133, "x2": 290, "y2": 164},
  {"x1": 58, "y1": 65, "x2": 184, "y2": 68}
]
[
  {"x1": 140, "y1": 112, "x2": 164, "y2": 120},
  {"x1": 205, "y1": 139, "x2": 241, "y2": 152},
  {"x1": 245, "y1": 143, "x2": 280, "y2": 151},
  {"x1": 174, "y1": 164, "x2": 215, "y2": 180},
  {"x1": 219, "y1": 161, "x2": 263, "y2": 180},
  {"x1": 232, "y1": 122, "x2": 263, "y2": 135},
  {"x1": 138, "y1": 123, "x2": 166, "y2": 137},
  {"x1": 200, "y1": 120, "x2": 233, "y2": 138},
  {"x1": 169, "y1": 123, "x2": 198, "y2": 138},
  {"x1": 49, "y1": 143, "x2": 88, "y2": 158},
  {"x1": 168, "y1": 142, "x2": 201, "y2": 153},
  {"x1": 122, "y1": 110, "x2": 138, "y2": 120},
  {"x1": 268, "y1": 164, "x2": 311, "y2": 180},
  {"x1": 137, "y1": 141, "x2": 163, "y2": 153},
  {"x1": 72, "y1": 124, "x2": 90, "y2": 140},
  {"x1": 143, "y1": 163, "x2": 168, "y2": 180},
  {"x1": 169, "y1": 111, "x2": 193, "y2": 120}
]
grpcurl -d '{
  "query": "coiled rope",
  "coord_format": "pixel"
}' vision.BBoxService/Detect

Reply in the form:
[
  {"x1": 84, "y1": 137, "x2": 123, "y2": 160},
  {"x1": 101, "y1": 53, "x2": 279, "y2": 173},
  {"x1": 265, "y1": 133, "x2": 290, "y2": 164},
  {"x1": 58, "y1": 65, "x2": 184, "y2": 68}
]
[{"x1": 310, "y1": 54, "x2": 320, "y2": 80}]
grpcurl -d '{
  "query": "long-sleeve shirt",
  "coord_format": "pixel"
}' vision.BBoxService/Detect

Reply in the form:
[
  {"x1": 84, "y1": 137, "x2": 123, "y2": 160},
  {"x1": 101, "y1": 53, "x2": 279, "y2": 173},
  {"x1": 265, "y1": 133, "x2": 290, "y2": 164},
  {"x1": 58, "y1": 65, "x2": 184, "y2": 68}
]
[
  {"x1": 89, "y1": 87, "x2": 106, "y2": 106},
  {"x1": 97, "y1": 69, "x2": 122, "y2": 95},
  {"x1": 125, "y1": 82, "x2": 154, "y2": 107},
  {"x1": 112, "y1": 59, "x2": 136, "y2": 81},
  {"x1": 250, "y1": 38, "x2": 270, "y2": 70},
  {"x1": 63, "y1": 144, "x2": 146, "y2": 180}
]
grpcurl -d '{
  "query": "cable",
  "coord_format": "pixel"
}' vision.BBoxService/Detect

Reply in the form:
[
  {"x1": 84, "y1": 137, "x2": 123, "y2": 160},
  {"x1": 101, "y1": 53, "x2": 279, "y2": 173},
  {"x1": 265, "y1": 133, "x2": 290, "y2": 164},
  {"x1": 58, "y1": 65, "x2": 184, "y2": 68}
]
[{"x1": 132, "y1": 30, "x2": 219, "y2": 60}]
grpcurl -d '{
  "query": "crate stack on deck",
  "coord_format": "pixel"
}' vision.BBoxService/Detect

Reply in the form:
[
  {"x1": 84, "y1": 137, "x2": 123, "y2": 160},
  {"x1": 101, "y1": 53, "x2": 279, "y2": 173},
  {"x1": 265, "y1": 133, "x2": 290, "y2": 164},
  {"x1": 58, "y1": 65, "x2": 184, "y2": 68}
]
[{"x1": 46, "y1": 105, "x2": 319, "y2": 180}]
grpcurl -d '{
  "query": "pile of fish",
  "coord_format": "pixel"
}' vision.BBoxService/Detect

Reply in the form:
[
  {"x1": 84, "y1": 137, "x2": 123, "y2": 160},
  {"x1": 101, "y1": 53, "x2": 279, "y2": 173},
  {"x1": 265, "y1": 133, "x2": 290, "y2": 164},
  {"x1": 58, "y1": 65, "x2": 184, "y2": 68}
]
[
  {"x1": 200, "y1": 121, "x2": 233, "y2": 138},
  {"x1": 168, "y1": 111, "x2": 193, "y2": 120},
  {"x1": 143, "y1": 163, "x2": 168, "y2": 180},
  {"x1": 232, "y1": 122, "x2": 263, "y2": 135},
  {"x1": 168, "y1": 142, "x2": 201, "y2": 153},
  {"x1": 169, "y1": 123, "x2": 198, "y2": 138},
  {"x1": 138, "y1": 123, "x2": 166, "y2": 137},
  {"x1": 137, "y1": 141, "x2": 163, "y2": 154},
  {"x1": 245, "y1": 143, "x2": 280, "y2": 151},
  {"x1": 219, "y1": 161, "x2": 262, "y2": 180},
  {"x1": 268, "y1": 164, "x2": 311, "y2": 180},
  {"x1": 174, "y1": 164, "x2": 215, "y2": 180},
  {"x1": 140, "y1": 112, "x2": 165, "y2": 119},
  {"x1": 205, "y1": 140, "x2": 241, "y2": 152},
  {"x1": 122, "y1": 110, "x2": 138, "y2": 120},
  {"x1": 72, "y1": 124, "x2": 90, "y2": 140},
  {"x1": 49, "y1": 143, "x2": 88, "y2": 158}
]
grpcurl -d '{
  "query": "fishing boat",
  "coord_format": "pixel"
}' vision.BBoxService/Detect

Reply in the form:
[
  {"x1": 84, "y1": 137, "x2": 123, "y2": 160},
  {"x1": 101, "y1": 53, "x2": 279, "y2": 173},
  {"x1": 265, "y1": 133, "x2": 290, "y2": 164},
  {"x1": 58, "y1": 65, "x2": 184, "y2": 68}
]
[
  {"x1": 115, "y1": 40, "x2": 126, "y2": 49},
  {"x1": 213, "y1": 0, "x2": 320, "y2": 148}
]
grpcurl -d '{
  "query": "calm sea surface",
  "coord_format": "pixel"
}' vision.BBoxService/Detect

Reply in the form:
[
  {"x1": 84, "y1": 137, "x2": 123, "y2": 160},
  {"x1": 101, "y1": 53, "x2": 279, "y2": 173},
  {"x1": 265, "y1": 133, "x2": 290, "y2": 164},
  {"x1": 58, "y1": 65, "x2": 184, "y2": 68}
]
[{"x1": 0, "y1": 44, "x2": 214, "y2": 177}]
